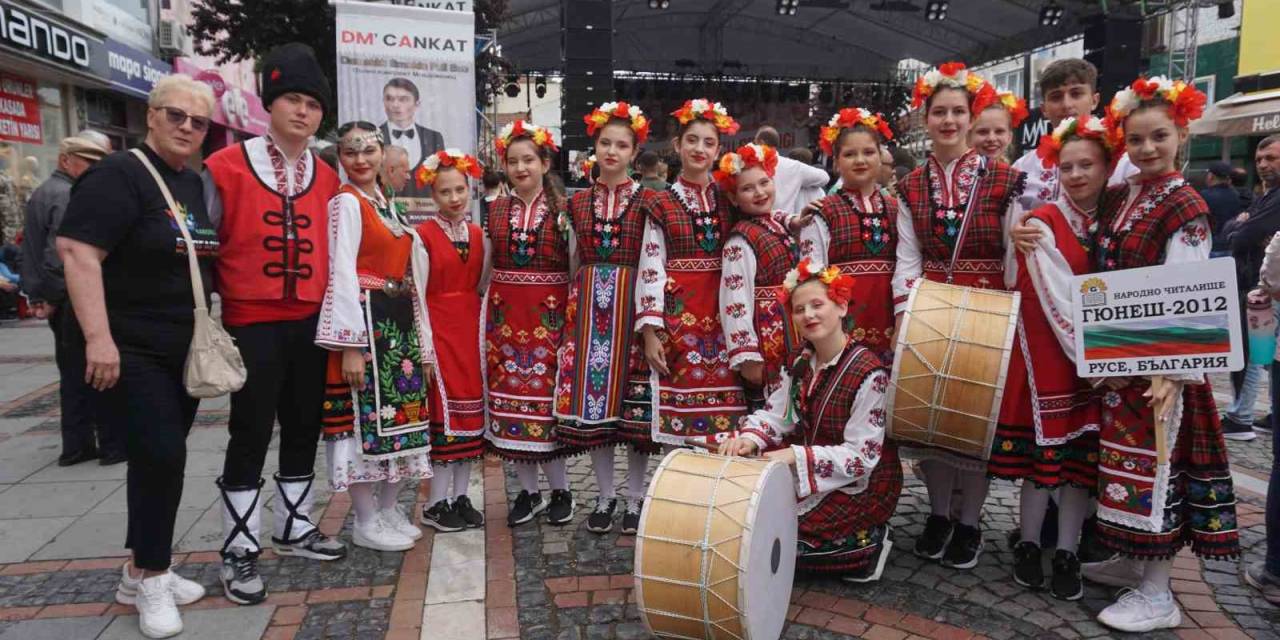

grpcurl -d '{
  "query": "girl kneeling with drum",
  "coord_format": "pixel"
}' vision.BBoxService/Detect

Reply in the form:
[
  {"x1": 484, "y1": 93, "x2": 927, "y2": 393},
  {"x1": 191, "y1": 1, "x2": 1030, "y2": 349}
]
[{"x1": 719, "y1": 258, "x2": 902, "y2": 583}]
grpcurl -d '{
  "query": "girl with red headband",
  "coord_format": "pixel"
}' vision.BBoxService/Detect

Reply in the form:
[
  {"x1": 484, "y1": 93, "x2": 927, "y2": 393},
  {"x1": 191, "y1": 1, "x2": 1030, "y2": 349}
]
[
  {"x1": 554, "y1": 102, "x2": 661, "y2": 535},
  {"x1": 412, "y1": 150, "x2": 489, "y2": 533},
  {"x1": 719, "y1": 258, "x2": 902, "y2": 582},
  {"x1": 634, "y1": 100, "x2": 748, "y2": 449},
  {"x1": 892, "y1": 62, "x2": 1025, "y2": 571},
  {"x1": 716, "y1": 142, "x2": 801, "y2": 407}
]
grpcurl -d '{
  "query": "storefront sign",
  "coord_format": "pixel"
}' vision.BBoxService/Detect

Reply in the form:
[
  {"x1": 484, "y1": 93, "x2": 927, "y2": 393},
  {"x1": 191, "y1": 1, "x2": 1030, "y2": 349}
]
[
  {"x1": 105, "y1": 38, "x2": 170, "y2": 99},
  {"x1": 1072, "y1": 258, "x2": 1242, "y2": 377},
  {"x1": 174, "y1": 58, "x2": 270, "y2": 136},
  {"x1": 0, "y1": 0, "x2": 101, "y2": 71},
  {"x1": 0, "y1": 71, "x2": 42, "y2": 143}
]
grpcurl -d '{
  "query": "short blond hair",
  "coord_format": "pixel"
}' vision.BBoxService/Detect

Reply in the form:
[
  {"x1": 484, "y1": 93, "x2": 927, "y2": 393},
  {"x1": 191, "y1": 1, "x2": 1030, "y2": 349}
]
[{"x1": 148, "y1": 74, "x2": 215, "y2": 115}]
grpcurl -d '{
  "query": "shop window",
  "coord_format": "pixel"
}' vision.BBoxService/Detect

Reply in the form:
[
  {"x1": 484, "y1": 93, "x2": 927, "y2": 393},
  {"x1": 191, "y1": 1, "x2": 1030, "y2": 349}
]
[
  {"x1": 0, "y1": 79, "x2": 68, "y2": 240},
  {"x1": 1193, "y1": 75, "x2": 1216, "y2": 106}
]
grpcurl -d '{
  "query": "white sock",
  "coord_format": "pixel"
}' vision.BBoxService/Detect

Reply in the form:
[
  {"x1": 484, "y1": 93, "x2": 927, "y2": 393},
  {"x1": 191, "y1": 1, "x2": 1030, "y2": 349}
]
[
  {"x1": 378, "y1": 480, "x2": 401, "y2": 511},
  {"x1": 1139, "y1": 559, "x2": 1174, "y2": 599},
  {"x1": 452, "y1": 461, "x2": 473, "y2": 500},
  {"x1": 920, "y1": 460, "x2": 955, "y2": 518},
  {"x1": 427, "y1": 464, "x2": 453, "y2": 506},
  {"x1": 626, "y1": 448, "x2": 649, "y2": 502},
  {"x1": 590, "y1": 448, "x2": 617, "y2": 499},
  {"x1": 1056, "y1": 486, "x2": 1091, "y2": 554},
  {"x1": 515, "y1": 462, "x2": 540, "y2": 494},
  {"x1": 349, "y1": 482, "x2": 378, "y2": 526},
  {"x1": 1019, "y1": 485, "x2": 1052, "y2": 545},
  {"x1": 957, "y1": 469, "x2": 990, "y2": 527},
  {"x1": 542, "y1": 458, "x2": 569, "y2": 491}
]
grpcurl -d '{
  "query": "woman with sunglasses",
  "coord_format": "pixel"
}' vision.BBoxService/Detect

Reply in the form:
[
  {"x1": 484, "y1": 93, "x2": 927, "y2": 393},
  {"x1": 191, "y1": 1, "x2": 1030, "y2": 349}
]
[{"x1": 56, "y1": 74, "x2": 217, "y2": 639}]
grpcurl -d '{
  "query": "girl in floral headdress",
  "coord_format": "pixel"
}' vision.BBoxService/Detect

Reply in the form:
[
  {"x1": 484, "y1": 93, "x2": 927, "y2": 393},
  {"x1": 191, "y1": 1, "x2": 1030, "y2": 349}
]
[
  {"x1": 483, "y1": 121, "x2": 579, "y2": 528},
  {"x1": 634, "y1": 99, "x2": 749, "y2": 450},
  {"x1": 892, "y1": 62, "x2": 1025, "y2": 571},
  {"x1": 719, "y1": 258, "x2": 902, "y2": 583},
  {"x1": 970, "y1": 91, "x2": 1030, "y2": 163},
  {"x1": 412, "y1": 150, "x2": 489, "y2": 533},
  {"x1": 1075, "y1": 77, "x2": 1237, "y2": 633},
  {"x1": 554, "y1": 102, "x2": 661, "y2": 535},
  {"x1": 803, "y1": 107, "x2": 899, "y2": 361}
]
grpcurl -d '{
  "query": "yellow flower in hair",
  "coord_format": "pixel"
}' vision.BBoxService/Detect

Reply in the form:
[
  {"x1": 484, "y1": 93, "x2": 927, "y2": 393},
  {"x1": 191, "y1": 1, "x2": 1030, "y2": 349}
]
[
  {"x1": 588, "y1": 111, "x2": 610, "y2": 129},
  {"x1": 965, "y1": 73, "x2": 985, "y2": 92},
  {"x1": 818, "y1": 266, "x2": 841, "y2": 285},
  {"x1": 532, "y1": 129, "x2": 548, "y2": 146}
]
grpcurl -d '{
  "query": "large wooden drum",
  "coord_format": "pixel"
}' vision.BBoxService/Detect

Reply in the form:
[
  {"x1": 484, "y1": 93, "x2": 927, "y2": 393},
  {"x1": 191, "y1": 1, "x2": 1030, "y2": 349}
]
[
  {"x1": 634, "y1": 449, "x2": 797, "y2": 640},
  {"x1": 888, "y1": 280, "x2": 1020, "y2": 460}
]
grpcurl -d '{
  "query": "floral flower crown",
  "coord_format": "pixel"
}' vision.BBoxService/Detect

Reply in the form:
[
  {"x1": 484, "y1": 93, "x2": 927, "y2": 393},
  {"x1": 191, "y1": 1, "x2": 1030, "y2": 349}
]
[
  {"x1": 671, "y1": 99, "x2": 740, "y2": 136},
  {"x1": 779, "y1": 258, "x2": 855, "y2": 307},
  {"x1": 584, "y1": 101, "x2": 650, "y2": 145},
  {"x1": 993, "y1": 92, "x2": 1031, "y2": 128},
  {"x1": 1107, "y1": 76, "x2": 1207, "y2": 128},
  {"x1": 818, "y1": 107, "x2": 894, "y2": 156},
  {"x1": 911, "y1": 62, "x2": 998, "y2": 116},
  {"x1": 713, "y1": 143, "x2": 778, "y2": 192},
  {"x1": 1034, "y1": 115, "x2": 1124, "y2": 170},
  {"x1": 496, "y1": 120, "x2": 558, "y2": 158},
  {"x1": 569, "y1": 153, "x2": 596, "y2": 181},
  {"x1": 415, "y1": 149, "x2": 483, "y2": 189}
]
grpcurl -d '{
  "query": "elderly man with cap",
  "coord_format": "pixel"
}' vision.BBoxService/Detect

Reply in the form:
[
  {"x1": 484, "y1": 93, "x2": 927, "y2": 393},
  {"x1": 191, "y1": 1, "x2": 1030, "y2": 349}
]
[
  {"x1": 202, "y1": 42, "x2": 346, "y2": 607},
  {"x1": 20, "y1": 131, "x2": 117, "y2": 466}
]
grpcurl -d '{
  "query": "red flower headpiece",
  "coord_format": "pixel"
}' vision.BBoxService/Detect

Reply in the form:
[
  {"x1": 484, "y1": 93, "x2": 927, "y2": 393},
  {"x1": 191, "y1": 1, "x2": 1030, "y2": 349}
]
[
  {"x1": 1034, "y1": 115, "x2": 1125, "y2": 171},
  {"x1": 415, "y1": 149, "x2": 483, "y2": 189},
  {"x1": 778, "y1": 258, "x2": 855, "y2": 307},
  {"x1": 993, "y1": 92, "x2": 1031, "y2": 128},
  {"x1": 1106, "y1": 76, "x2": 1208, "y2": 133},
  {"x1": 583, "y1": 101, "x2": 650, "y2": 145},
  {"x1": 818, "y1": 107, "x2": 894, "y2": 156},
  {"x1": 671, "y1": 99, "x2": 740, "y2": 136},
  {"x1": 495, "y1": 120, "x2": 558, "y2": 158},
  {"x1": 713, "y1": 143, "x2": 779, "y2": 192},
  {"x1": 911, "y1": 62, "x2": 998, "y2": 116}
]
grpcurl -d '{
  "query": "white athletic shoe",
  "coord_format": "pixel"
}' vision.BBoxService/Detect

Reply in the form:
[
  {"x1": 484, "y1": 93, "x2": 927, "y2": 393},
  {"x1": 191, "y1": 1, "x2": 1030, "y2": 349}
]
[
  {"x1": 116, "y1": 562, "x2": 205, "y2": 606},
  {"x1": 353, "y1": 517, "x2": 415, "y2": 552},
  {"x1": 1097, "y1": 588, "x2": 1182, "y2": 632},
  {"x1": 379, "y1": 505, "x2": 423, "y2": 541},
  {"x1": 134, "y1": 573, "x2": 183, "y2": 639},
  {"x1": 1081, "y1": 555, "x2": 1143, "y2": 588}
]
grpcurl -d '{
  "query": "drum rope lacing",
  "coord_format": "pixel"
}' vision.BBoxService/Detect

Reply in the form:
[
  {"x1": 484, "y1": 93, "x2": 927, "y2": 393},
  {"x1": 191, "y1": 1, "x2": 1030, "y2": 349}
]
[{"x1": 636, "y1": 456, "x2": 759, "y2": 640}]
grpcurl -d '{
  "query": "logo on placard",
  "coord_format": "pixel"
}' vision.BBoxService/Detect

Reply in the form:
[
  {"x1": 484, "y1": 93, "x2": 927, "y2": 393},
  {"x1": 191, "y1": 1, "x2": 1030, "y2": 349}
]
[{"x1": 1080, "y1": 277, "x2": 1107, "y2": 307}]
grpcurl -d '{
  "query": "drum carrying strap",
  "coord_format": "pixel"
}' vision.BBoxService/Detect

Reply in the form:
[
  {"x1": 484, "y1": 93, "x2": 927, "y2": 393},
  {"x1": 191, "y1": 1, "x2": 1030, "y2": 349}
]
[{"x1": 943, "y1": 155, "x2": 989, "y2": 284}]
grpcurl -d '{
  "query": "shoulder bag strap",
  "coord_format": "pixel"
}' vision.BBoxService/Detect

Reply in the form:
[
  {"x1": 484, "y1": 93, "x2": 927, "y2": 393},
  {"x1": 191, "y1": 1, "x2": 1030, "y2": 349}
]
[{"x1": 129, "y1": 148, "x2": 207, "y2": 312}]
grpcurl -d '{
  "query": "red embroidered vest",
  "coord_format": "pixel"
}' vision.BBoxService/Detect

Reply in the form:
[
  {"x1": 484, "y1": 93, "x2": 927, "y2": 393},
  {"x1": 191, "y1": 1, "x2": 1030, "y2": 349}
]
[
  {"x1": 788, "y1": 345, "x2": 887, "y2": 448},
  {"x1": 1094, "y1": 180, "x2": 1206, "y2": 272},
  {"x1": 644, "y1": 187, "x2": 733, "y2": 260},
  {"x1": 730, "y1": 217, "x2": 799, "y2": 286},
  {"x1": 487, "y1": 195, "x2": 570, "y2": 272},
  {"x1": 816, "y1": 189, "x2": 899, "y2": 263},
  {"x1": 897, "y1": 155, "x2": 1025, "y2": 263},
  {"x1": 568, "y1": 183, "x2": 652, "y2": 267},
  {"x1": 206, "y1": 143, "x2": 339, "y2": 303}
]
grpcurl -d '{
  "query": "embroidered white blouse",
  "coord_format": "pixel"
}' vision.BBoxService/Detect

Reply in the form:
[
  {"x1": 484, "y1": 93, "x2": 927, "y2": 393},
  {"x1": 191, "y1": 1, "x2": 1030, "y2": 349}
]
[{"x1": 719, "y1": 214, "x2": 793, "y2": 370}]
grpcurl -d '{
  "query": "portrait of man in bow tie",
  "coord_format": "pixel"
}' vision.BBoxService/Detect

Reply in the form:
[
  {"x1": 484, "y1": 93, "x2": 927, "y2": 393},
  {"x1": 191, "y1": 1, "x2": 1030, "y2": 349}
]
[{"x1": 379, "y1": 77, "x2": 445, "y2": 199}]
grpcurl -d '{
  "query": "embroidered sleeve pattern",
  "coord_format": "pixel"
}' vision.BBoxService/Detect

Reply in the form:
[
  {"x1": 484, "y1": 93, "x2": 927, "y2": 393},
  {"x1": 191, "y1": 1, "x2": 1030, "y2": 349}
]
[
  {"x1": 1162, "y1": 215, "x2": 1213, "y2": 384},
  {"x1": 792, "y1": 369, "x2": 889, "y2": 499},
  {"x1": 891, "y1": 198, "x2": 923, "y2": 315},
  {"x1": 720, "y1": 235, "x2": 761, "y2": 369},
  {"x1": 315, "y1": 194, "x2": 368, "y2": 349},
  {"x1": 741, "y1": 367, "x2": 797, "y2": 451},
  {"x1": 1024, "y1": 219, "x2": 1079, "y2": 361},
  {"x1": 635, "y1": 217, "x2": 668, "y2": 330}
]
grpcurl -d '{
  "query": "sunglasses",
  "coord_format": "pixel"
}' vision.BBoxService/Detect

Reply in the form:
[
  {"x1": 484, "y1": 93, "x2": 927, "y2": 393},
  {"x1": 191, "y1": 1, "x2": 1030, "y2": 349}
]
[{"x1": 154, "y1": 106, "x2": 210, "y2": 133}]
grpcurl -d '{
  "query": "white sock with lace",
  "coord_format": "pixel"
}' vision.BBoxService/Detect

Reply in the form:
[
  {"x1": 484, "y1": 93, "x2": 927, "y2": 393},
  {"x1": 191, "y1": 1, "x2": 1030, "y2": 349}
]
[
  {"x1": 377, "y1": 480, "x2": 401, "y2": 511},
  {"x1": 428, "y1": 465, "x2": 453, "y2": 507},
  {"x1": 590, "y1": 448, "x2": 617, "y2": 500},
  {"x1": 542, "y1": 458, "x2": 569, "y2": 491},
  {"x1": 514, "y1": 462, "x2": 540, "y2": 494},
  {"x1": 349, "y1": 481, "x2": 378, "y2": 526},
  {"x1": 626, "y1": 448, "x2": 649, "y2": 503},
  {"x1": 452, "y1": 461, "x2": 473, "y2": 500},
  {"x1": 1019, "y1": 485, "x2": 1052, "y2": 545}
]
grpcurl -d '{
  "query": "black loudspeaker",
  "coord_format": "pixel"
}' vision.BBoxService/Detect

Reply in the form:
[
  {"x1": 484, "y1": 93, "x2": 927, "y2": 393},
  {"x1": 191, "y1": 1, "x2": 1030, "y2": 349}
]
[
  {"x1": 1083, "y1": 15, "x2": 1143, "y2": 103},
  {"x1": 562, "y1": 0, "x2": 614, "y2": 130}
]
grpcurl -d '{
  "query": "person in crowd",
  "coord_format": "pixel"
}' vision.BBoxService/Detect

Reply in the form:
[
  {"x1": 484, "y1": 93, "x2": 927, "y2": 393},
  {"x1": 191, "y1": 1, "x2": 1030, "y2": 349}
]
[
  {"x1": 1077, "y1": 77, "x2": 1238, "y2": 633},
  {"x1": 718, "y1": 258, "x2": 902, "y2": 583},
  {"x1": 413, "y1": 150, "x2": 489, "y2": 532},
  {"x1": 483, "y1": 120, "x2": 577, "y2": 527},
  {"x1": 479, "y1": 168, "x2": 506, "y2": 225},
  {"x1": 20, "y1": 132, "x2": 117, "y2": 466},
  {"x1": 892, "y1": 62, "x2": 1022, "y2": 571},
  {"x1": 1232, "y1": 166, "x2": 1254, "y2": 209},
  {"x1": 556, "y1": 102, "x2": 658, "y2": 535},
  {"x1": 382, "y1": 145, "x2": 411, "y2": 194},
  {"x1": 970, "y1": 92, "x2": 1029, "y2": 163},
  {"x1": 202, "y1": 43, "x2": 347, "y2": 607},
  {"x1": 999, "y1": 115, "x2": 1118, "y2": 601},
  {"x1": 636, "y1": 99, "x2": 747, "y2": 449},
  {"x1": 636, "y1": 150, "x2": 668, "y2": 192},
  {"x1": 315, "y1": 122, "x2": 434, "y2": 550},
  {"x1": 1203, "y1": 161, "x2": 1243, "y2": 257},
  {"x1": 379, "y1": 77, "x2": 445, "y2": 201},
  {"x1": 717, "y1": 143, "x2": 799, "y2": 407},
  {"x1": 1013, "y1": 59, "x2": 1101, "y2": 211},
  {"x1": 878, "y1": 146, "x2": 896, "y2": 189},
  {"x1": 756, "y1": 125, "x2": 828, "y2": 213},
  {"x1": 0, "y1": 234, "x2": 20, "y2": 319},
  {"x1": 803, "y1": 108, "x2": 898, "y2": 362},
  {"x1": 57, "y1": 74, "x2": 217, "y2": 639},
  {"x1": 787, "y1": 147, "x2": 814, "y2": 164}
]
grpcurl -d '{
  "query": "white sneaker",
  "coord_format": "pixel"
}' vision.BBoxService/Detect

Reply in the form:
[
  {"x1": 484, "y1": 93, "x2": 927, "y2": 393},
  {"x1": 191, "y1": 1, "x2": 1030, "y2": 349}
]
[
  {"x1": 1097, "y1": 588, "x2": 1182, "y2": 632},
  {"x1": 379, "y1": 505, "x2": 423, "y2": 540},
  {"x1": 352, "y1": 517, "x2": 415, "y2": 552},
  {"x1": 135, "y1": 573, "x2": 183, "y2": 639},
  {"x1": 1081, "y1": 555, "x2": 1143, "y2": 588},
  {"x1": 116, "y1": 562, "x2": 206, "y2": 606}
]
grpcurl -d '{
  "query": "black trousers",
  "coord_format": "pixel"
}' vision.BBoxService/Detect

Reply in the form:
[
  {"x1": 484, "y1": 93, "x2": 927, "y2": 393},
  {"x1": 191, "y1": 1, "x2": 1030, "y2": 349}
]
[
  {"x1": 101, "y1": 344, "x2": 199, "y2": 571},
  {"x1": 222, "y1": 316, "x2": 326, "y2": 487},
  {"x1": 51, "y1": 304, "x2": 119, "y2": 456}
]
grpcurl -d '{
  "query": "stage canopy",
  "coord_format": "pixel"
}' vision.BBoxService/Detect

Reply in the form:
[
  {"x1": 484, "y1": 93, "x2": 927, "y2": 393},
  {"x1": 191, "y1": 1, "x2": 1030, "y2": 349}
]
[{"x1": 498, "y1": 0, "x2": 1104, "y2": 81}]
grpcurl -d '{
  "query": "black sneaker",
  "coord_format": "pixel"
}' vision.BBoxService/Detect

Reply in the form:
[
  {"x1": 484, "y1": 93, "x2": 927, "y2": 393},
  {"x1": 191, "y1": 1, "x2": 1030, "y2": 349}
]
[
  {"x1": 421, "y1": 499, "x2": 466, "y2": 532},
  {"x1": 1078, "y1": 515, "x2": 1114, "y2": 566},
  {"x1": 1254, "y1": 414, "x2": 1273, "y2": 433},
  {"x1": 1050, "y1": 549, "x2": 1084, "y2": 601},
  {"x1": 220, "y1": 548, "x2": 267, "y2": 605},
  {"x1": 1222, "y1": 417, "x2": 1258, "y2": 441},
  {"x1": 914, "y1": 515, "x2": 953, "y2": 560},
  {"x1": 1012, "y1": 541, "x2": 1044, "y2": 588},
  {"x1": 507, "y1": 490, "x2": 545, "y2": 527},
  {"x1": 586, "y1": 497, "x2": 616, "y2": 533},
  {"x1": 546, "y1": 489, "x2": 575, "y2": 525},
  {"x1": 940, "y1": 523, "x2": 982, "y2": 569},
  {"x1": 57, "y1": 447, "x2": 98, "y2": 467},
  {"x1": 453, "y1": 495, "x2": 485, "y2": 528},
  {"x1": 621, "y1": 499, "x2": 642, "y2": 535}
]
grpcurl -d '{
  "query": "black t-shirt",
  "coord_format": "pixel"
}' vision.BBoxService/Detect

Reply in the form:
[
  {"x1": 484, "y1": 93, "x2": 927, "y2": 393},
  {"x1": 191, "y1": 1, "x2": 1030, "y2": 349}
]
[{"x1": 58, "y1": 144, "x2": 218, "y2": 349}]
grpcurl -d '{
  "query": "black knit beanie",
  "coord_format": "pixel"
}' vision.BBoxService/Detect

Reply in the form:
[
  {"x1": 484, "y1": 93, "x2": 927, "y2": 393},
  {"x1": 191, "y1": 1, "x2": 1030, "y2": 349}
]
[{"x1": 260, "y1": 43, "x2": 331, "y2": 117}]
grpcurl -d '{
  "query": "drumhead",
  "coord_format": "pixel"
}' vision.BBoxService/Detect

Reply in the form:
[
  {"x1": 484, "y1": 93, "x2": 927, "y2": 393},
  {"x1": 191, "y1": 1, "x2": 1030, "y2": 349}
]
[{"x1": 738, "y1": 458, "x2": 797, "y2": 640}]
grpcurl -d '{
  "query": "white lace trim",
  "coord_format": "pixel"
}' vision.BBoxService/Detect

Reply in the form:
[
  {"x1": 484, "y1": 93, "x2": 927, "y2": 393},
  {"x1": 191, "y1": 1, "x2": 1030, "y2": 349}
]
[{"x1": 325, "y1": 438, "x2": 433, "y2": 492}]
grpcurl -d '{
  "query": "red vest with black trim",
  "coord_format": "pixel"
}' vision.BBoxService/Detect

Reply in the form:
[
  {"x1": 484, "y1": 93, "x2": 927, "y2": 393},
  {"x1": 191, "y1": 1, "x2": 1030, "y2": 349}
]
[
  {"x1": 486, "y1": 195, "x2": 570, "y2": 273},
  {"x1": 815, "y1": 189, "x2": 899, "y2": 263},
  {"x1": 1094, "y1": 180, "x2": 1206, "y2": 272},
  {"x1": 896, "y1": 155, "x2": 1025, "y2": 263},
  {"x1": 206, "y1": 142, "x2": 339, "y2": 303},
  {"x1": 730, "y1": 217, "x2": 799, "y2": 286},
  {"x1": 789, "y1": 345, "x2": 886, "y2": 448},
  {"x1": 643, "y1": 187, "x2": 734, "y2": 260},
  {"x1": 567, "y1": 184, "x2": 653, "y2": 267}
]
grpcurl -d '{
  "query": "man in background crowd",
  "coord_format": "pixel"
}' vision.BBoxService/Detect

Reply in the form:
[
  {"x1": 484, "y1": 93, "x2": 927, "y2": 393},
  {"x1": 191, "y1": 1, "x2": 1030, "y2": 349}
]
[{"x1": 1203, "y1": 161, "x2": 1243, "y2": 257}]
